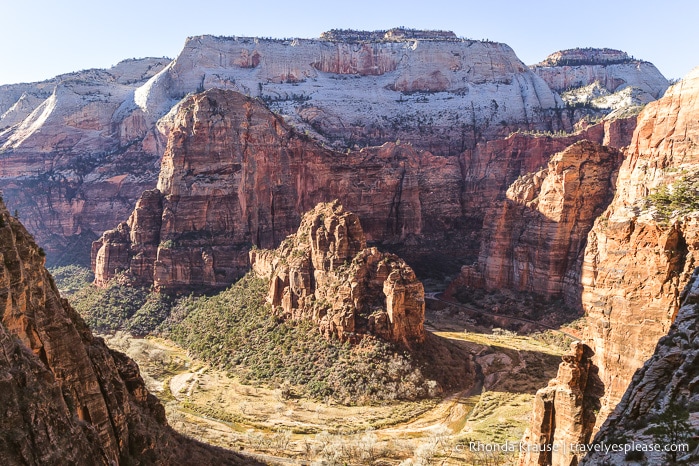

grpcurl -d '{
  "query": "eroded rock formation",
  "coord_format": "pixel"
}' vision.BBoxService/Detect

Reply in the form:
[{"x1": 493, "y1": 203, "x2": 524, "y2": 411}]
[
  {"x1": 580, "y1": 67, "x2": 699, "y2": 431},
  {"x1": 453, "y1": 140, "x2": 623, "y2": 300},
  {"x1": 0, "y1": 58, "x2": 171, "y2": 265},
  {"x1": 1, "y1": 33, "x2": 663, "y2": 267},
  {"x1": 581, "y1": 269, "x2": 699, "y2": 465},
  {"x1": 250, "y1": 201, "x2": 425, "y2": 347},
  {"x1": 0, "y1": 200, "x2": 254, "y2": 464},
  {"x1": 519, "y1": 342, "x2": 602, "y2": 466},
  {"x1": 518, "y1": 67, "x2": 699, "y2": 461},
  {"x1": 532, "y1": 48, "x2": 668, "y2": 113},
  {"x1": 92, "y1": 88, "x2": 635, "y2": 291}
]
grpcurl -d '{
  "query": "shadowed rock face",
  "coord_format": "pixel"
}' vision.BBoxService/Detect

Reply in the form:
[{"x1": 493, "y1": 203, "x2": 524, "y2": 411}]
[
  {"x1": 452, "y1": 139, "x2": 623, "y2": 301},
  {"x1": 517, "y1": 67, "x2": 699, "y2": 461},
  {"x1": 91, "y1": 88, "x2": 635, "y2": 292},
  {"x1": 0, "y1": 31, "x2": 567, "y2": 266},
  {"x1": 250, "y1": 201, "x2": 425, "y2": 347},
  {"x1": 581, "y1": 269, "x2": 699, "y2": 465},
  {"x1": 0, "y1": 200, "x2": 256, "y2": 465},
  {"x1": 519, "y1": 342, "x2": 603, "y2": 466},
  {"x1": 580, "y1": 68, "x2": 699, "y2": 431}
]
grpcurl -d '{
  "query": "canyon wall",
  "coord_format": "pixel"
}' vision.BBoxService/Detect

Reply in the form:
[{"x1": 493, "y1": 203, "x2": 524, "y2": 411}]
[
  {"x1": 581, "y1": 269, "x2": 699, "y2": 465},
  {"x1": 0, "y1": 200, "x2": 254, "y2": 465},
  {"x1": 92, "y1": 89, "x2": 636, "y2": 291},
  {"x1": 532, "y1": 48, "x2": 668, "y2": 116},
  {"x1": 454, "y1": 139, "x2": 623, "y2": 299},
  {"x1": 0, "y1": 33, "x2": 666, "y2": 266},
  {"x1": 519, "y1": 67, "x2": 699, "y2": 464},
  {"x1": 0, "y1": 58, "x2": 171, "y2": 265},
  {"x1": 139, "y1": 31, "x2": 566, "y2": 153},
  {"x1": 581, "y1": 67, "x2": 699, "y2": 430},
  {"x1": 519, "y1": 342, "x2": 603, "y2": 466}
]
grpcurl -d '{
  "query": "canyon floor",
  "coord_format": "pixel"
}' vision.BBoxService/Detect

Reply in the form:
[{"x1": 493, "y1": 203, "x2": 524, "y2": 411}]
[{"x1": 103, "y1": 298, "x2": 570, "y2": 465}]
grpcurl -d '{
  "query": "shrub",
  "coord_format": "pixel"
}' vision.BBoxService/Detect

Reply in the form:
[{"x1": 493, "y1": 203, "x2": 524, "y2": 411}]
[{"x1": 167, "y1": 273, "x2": 435, "y2": 403}]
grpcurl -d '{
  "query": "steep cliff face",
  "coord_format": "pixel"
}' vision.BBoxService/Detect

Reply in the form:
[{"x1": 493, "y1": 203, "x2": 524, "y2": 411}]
[
  {"x1": 580, "y1": 68, "x2": 699, "y2": 430},
  {"x1": 532, "y1": 48, "x2": 668, "y2": 112},
  {"x1": 250, "y1": 201, "x2": 425, "y2": 347},
  {"x1": 519, "y1": 342, "x2": 602, "y2": 466},
  {"x1": 581, "y1": 270, "x2": 699, "y2": 465},
  {"x1": 92, "y1": 89, "x2": 636, "y2": 291},
  {"x1": 1, "y1": 34, "x2": 661, "y2": 267},
  {"x1": 90, "y1": 89, "x2": 466, "y2": 289},
  {"x1": 0, "y1": 201, "x2": 254, "y2": 464},
  {"x1": 0, "y1": 58, "x2": 171, "y2": 266},
  {"x1": 454, "y1": 140, "x2": 623, "y2": 299},
  {"x1": 514, "y1": 66, "x2": 699, "y2": 465},
  {"x1": 138, "y1": 31, "x2": 565, "y2": 154}
]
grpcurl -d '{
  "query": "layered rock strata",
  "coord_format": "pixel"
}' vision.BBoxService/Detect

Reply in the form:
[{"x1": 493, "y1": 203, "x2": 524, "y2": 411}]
[
  {"x1": 0, "y1": 200, "x2": 253, "y2": 464},
  {"x1": 453, "y1": 140, "x2": 623, "y2": 300},
  {"x1": 519, "y1": 67, "x2": 699, "y2": 460},
  {"x1": 532, "y1": 48, "x2": 668, "y2": 103},
  {"x1": 519, "y1": 342, "x2": 602, "y2": 466},
  {"x1": 581, "y1": 269, "x2": 699, "y2": 465},
  {"x1": 92, "y1": 89, "x2": 633, "y2": 291},
  {"x1": 0, "y1": 58, "x2": 171, "y2": 265},
  {"x1": 580, "y1": 67, "x2": 699, "y2": 430},
  {"x1": 0, "y1": 34, "x2": 662, "y2": 266},
  {"x1": 250, "y1": 201, "x2": 425, "y2": 347},
  {"x1": 136, "y1": 31, "x2": 565, "y2": 154}
]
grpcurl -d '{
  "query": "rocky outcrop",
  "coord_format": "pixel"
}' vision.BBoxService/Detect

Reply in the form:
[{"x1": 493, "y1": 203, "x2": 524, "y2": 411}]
[
  {"x1": 532, "y1": 48, "x2": 667, "y2": 96},
  {"x1": 250, "y1": 201, "x2": 425, "y2": 347},
  {"x1": 453, "y1": 140, "x2": 623, "y2": 299},
  {"x1": 519, "y1": 342, "x2": 602, "y2": 466},
  {"x1": 92, "y1": 88, "x2": 636, "y2": 291},
  {"x1": 579, "y1": 67, "x2": 699, "y2": 431},
  {"x1": 512, "y1": 66, "x2": 699, "y2": 466},
  {"x1": 0, "y1": 200, "x2": 255, "y2": 464},
  {"x1": 532, "y1": 48, "x2": 668, "y2": 116},
  {"x1": 581, "y1": 269, "x2": 699, "y2": 465},
  {"x1": 2, "y1": 34, "x2": 661, "y2": 267},
  {"x1": 0, "y1": 58, "x2": 171, "y2": 266},
  {"x1": 90, "y1": 89, "x2": 460, "y2": 289}
]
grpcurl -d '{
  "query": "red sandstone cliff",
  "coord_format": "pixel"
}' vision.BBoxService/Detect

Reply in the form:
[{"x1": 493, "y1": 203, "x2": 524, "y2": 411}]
[
  {"x1": 250, "y1": 201, "x2": 425, "y2": 347},
  {"x1": 0, "y1": 59, "x2": 171, "y2": 266},
  {"x1": 0, "y1": 200, "x2": 255, "y2": 464},
  {"x1": 454, "y1": 140, "x2": 623, "y2": 299},
  {"x1": 518, "y1": 68, "x2": 699, "y2": 464},
  {"x1": 519, "y1": 342, "x2": 602, "y2": 466},
  {"x1": 581, "y1": 269, "x2": 699, "y2": 465},
  {"x1": 580, "y1": 68, "x2": 699, "y2": 431},
  {"x1": 92, "y1": 89, "x2": 634, "y2": 291}
]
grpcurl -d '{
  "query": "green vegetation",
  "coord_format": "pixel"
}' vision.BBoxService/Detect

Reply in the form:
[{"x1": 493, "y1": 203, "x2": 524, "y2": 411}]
[
  {"x1": 71, "y1": 278, "x2": 151, "y2": 333},
  {"x1": 60, "y1": 264, "x2": 440, "y2": 404},
  {"x1": 648, "y1": 401, "x2": 698, "y2": 464},
  {"x1": 48, "y1": 265, "x2": 94, "y2": 296},
  {"x1": 646, "y1": 172, "x2": 699, "y2": 219},
  {"x1": 167, "y1": 274, "x2": 436, "y2": 403}
]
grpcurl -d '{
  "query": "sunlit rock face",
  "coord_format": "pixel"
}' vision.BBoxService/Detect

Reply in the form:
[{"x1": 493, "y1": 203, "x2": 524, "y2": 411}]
[
  {"x1": 91, "y1": 88, "x2": 637, "y2": 293},
  {"x1": 453, "y1": 139, "x2": 623, "y2": 300},
  {"x1": 581, "y1": 269, "x2": 699, "y2": 465},
  {"x1": 140, "y1": 29, "x2": 566, "y2": 155},
  {"x1": 0, "y1": 58, "x2": 171, "y2": 266},
  {"x1": 580, "y1": 68, "x2": 699, "y2": 431},
  {"x1": 0, "y1": 199, "x2": 253, "y2": 465},
  {"x1": 532, "y1": 48, "x2": 668, "y2": 113},
  {"x1": 250, "y1": 201, "x2": 426, "y2": 347},
  {"x1": 2, "y1": 31, "x2": 664, "y2": 268}
]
